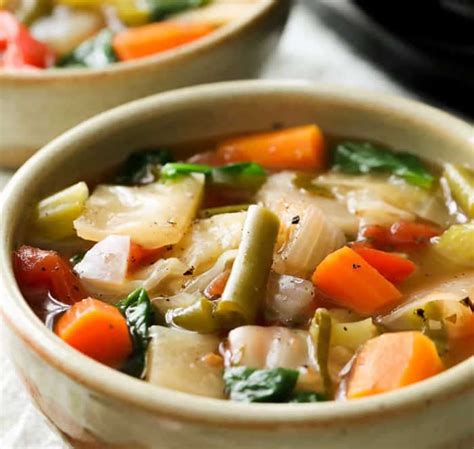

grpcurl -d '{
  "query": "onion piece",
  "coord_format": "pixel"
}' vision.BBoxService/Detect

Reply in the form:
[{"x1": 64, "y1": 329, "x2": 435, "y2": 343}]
[{"x1": 265, "y1": 272, "x2": 316, "y2": 326}]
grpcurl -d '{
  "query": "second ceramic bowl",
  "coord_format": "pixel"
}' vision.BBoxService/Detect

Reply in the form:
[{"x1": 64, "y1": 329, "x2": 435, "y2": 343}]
[
  {"x1": 0, "y1": 0, "x2": 290, "y2": 168},
  {"x1": 1, "y1": 81, "x2": 473, "y2": 449}
]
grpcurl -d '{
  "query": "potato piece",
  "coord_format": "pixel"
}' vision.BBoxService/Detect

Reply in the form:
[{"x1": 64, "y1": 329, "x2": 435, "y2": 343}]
[
  {"x1": 74, "y1": 174, "x2": 204, "y2": 249},
  {"x1": 146, "y1": 326, "x2": 224, "y2": 399}
]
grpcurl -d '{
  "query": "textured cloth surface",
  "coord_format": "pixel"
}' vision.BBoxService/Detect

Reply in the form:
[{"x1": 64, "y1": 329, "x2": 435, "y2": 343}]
[{"x1": 0, "y1": 1, "x2": 415, "y2": 447}]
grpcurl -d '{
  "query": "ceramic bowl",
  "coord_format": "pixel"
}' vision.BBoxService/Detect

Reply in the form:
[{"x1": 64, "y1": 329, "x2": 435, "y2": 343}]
[
  {"x1": 1, "y1": 81, "x2": 473, "y2": 449},
  {"x1": 0, "y1": 0, "x2": 290, "y2": 168}
]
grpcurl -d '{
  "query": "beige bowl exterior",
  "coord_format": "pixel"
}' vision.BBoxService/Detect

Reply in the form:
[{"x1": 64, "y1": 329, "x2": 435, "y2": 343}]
[
  {"x1": 0, "y1": 0, "x2": 290, "y2": 168},
  {"x1": 1, "y1": 81, "x2": 474, "y2": 449}
]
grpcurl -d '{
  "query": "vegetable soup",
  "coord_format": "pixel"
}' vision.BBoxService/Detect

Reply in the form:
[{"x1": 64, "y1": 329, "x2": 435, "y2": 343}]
[
  {"x1": 13, "y1": 124, "x2": 474, "y2": 402},
  {"x1": 0, "y1": 0, "x2": 258, "y2": 70}
]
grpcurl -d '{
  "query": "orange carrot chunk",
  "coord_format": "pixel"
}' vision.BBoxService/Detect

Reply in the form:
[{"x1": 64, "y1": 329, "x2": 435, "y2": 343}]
[
  {"x1": 216, "y1": 125, "x2": 326, "y2": 171},
  {"x1": 352, "y1": 246, "x2": 416, "y2": 284},
  {"x1": 311, "y1": 246, "x2": 402, "y2": 315},
  {"x1": 204, "y1": 269, "x2": 230, "y2": 299},
  {"x1": 347, "y1": 332, "x2": 443, "y2": 399},
  {"x1": 113, "y1": 22, "x2": 215, "y2": 61},
  {"x1": 55, "y1": 298, "x2": 132, "y2": 367}
]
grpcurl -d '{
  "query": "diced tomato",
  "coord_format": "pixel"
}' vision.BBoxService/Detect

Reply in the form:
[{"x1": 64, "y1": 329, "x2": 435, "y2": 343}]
[
  {"x1": 13, "y1": 246, "x2": 86, "y2": 305},
  {"x1": 361, "y1": 221, "x2": 442, "y2": 251},
  {"x1": 0, "y1": 11, "x2": 54, "y2": 69},
  {"x1": 128, "y1": 242, "x2": 164, "y2": 272}
]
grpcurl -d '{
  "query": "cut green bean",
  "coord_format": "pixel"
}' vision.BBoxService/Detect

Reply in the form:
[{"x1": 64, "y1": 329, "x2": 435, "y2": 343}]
[
  {"x1": 444, "y1": 163, "x2": 474, "y2": 218},
  {"x1": 198, "y1": 204, "x2": 251, "y2": 219},
  {"x1": 168, "y1": 298, "x2": 219, "y2": 333},
  {"x1": 215, "y1": 205, "x2": 279, "y2": 328},
  {"x1": 161, "y1": 163, "x2": 212, "y2": 179},
  {"x1": 310, "y1": 309, "x2": 333, "y2": 398}
]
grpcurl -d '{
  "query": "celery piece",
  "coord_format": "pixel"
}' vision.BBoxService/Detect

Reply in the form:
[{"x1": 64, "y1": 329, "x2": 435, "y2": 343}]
[
  {"x1": 434, "y1": 222, "x2": 474, "y2": 267},
  {"x1": 310, "y1": 309, "x2": 333, "y2": 398},
  {"x1": 215, "y1": 205, "x2": 279, "y2": 327},
  {"x1": 444, "y1": 164, "x2": 474, "y2": 218},
  {"x1": 34, "y1": 181, "x2": 89, "y2": 240}
]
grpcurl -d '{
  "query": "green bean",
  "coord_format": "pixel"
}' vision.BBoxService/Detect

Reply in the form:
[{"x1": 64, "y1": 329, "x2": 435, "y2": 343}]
[
  {"x1": 310, "y1": 309, "x2": 333, "y2": 398},
  {"x1": 167, "y1": 298, "x2": 219, "y2": 333},
  {"x1": 198, "y1": 204, "x2": 251, "y2": 219},
  {"x1": 215, "y1": 205, "x2": 279, "y2": 328},
  {"x1": 444, "y1": 164, "x2": 474, "y2": 218}
]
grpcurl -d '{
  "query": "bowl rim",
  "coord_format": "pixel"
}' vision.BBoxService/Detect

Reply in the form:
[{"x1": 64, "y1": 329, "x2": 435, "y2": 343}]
[
  {"x1": 1, "y1": 80, "x2": 473, "y2": 428},
  {"x1": 0, "y1": 0, "x2": 283, "y2": 82}
]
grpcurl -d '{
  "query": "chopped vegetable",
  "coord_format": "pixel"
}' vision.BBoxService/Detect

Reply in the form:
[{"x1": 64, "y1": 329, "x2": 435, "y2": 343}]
[
  {"x1": 346, "y1": 332, "x2": 443, "y2": 399},
  {"x1": 204, "y1": 269, "x2": 230, "y2": 299},
  {"x1": 167, "y1": 297, "x2": 219, "y2": 333},
  {"x1": 310, "y1": 309, "x2": 333, "y2": 397},
  {"x1": 433, "y1": 222, "x2": 474, "y2": 267},
  {"x1": 444, "y1": 164, "x2": 474, "y2": 218},
  {"x1": 15, "y1": 0, "x2": 53, "y2": 26},
  {"x1": 14, "y1": 245, "x2": 85, "y2": 305},
  {"x1": 217, "y1": 125, "x2": 326, "y2": 171},
  {"x1": 146, "y1": 326, "x2": 224, "y2": 398},
  {"x1": 113, "y1": 21, "x2": 214, "y2": 61},
  {"x1": 312, "y1": 247, "x2": 402, "y2": 315},
  {"x1": 334, "y1": 142, "x2": 435, "y2": 189},
  {"x1": 223, "y1": 367, "x2": 299, "y2": 403},
  {"x1": 31, "y1": 6, "x2": 103, "y2": 58},
  {"x1": 272, "y1": 200, "x2": 346, "y2": 279},
  {"x1": 55, "y1": 297, "x2": 133, "y2": 367},
  {"x1": 74, "y1": 173, "x2": 204, "y2": 248},
  {"x1": 352, "y1": 246, "x2": 416, "y2": 284},
  {"x1": 211, "y1": 162, "x2": 266, "y2": 191},
  {"x1": 198, "y1": 204, "x2": 250, "y2": 219},
  {"x1": 58, "y1": 29, "x2": 117, "y2": 68},
  {"x1": 75, "y1": 235, "x2": 131, "y2": 293},
  {"x1": 0, "y1": 11, "x2": 54, "y2": 69},
  {"x1": 128, "y1": 242, "x2": 164, "y2": 272},
  {"x1": 114, "y1": 149, "x2": 173, "y2": 185},
  {"x1": 116, "y1": 287, "x2": 154, "y2": 376},
  {"x1": 288, "y1": 391, "x2": 326, "y2": 403},
  {"x1": 265, "y1": 273, "x2": 316, "y2": 326},
  {"x1": 361, "y1": 221, "x2": 442, "y2": 251},
  {"x1": 148, "y1": 0, "x2": 211, "y2": 21},
  {"x1": 216, "y1": 205, "x2": 279, "y2": 327},
  {"x1": 33, "y1": 182, "x2": 89, "y2": 240},
  {"x1": 161, "y1": 162, "x2": 212, "y2": 179}
]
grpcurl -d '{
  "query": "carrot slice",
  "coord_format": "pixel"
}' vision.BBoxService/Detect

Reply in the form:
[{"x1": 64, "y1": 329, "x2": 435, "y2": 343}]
[
  {"x1": 347, "y1": 332, "x2": 443, "y2": 399},
  {"x1": 55, "y1": 298, "x2": 132, "y2": 367},
  {"x1": 216, "y1": 125, "x2": 326, "y2": 171},
  {"x1": 113, "y1": 22, "x2": 215, "y2": 61},
  {"x1": 352, "y1": 246, "x2": 416, "y2": 284},
  {"x1": 128, "y1": 242, "x2": 164, "y2": 272},
  {"x1": 361, "y1": 221, "x2": 442, "y2": 251},
  {"x1": 311, "y1": 246, "x2": 402, "y2": 315}
]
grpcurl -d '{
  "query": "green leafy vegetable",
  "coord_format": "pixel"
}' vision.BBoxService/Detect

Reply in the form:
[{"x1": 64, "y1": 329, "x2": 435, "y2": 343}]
[
  {"x1": 116, "y1": 288, "x2": 154, "y2": 377},
  {"x1": 223, "y1": 367, "x2": 299, "y2": 402},
  {"x1": 334, "y1": 142, "x2": 434, "y2": 189},
  {"x1": 161, "y1": 163, "x2": 213, "y2": 179},
  {"x1": 58, "y1": 30, "x2": 117, "y2": 69},
  {"x1": 69, "y1": 252, "x2": 85, "y2": 266},
  {"x1": 212, "y1": 163, "x2": 267, "y2": 190},
  {"x1": 115, "y1": 149, "x2": 173, "y2": 185},
  {"x1": 148, "y1": 0, "x2": 210, "y2": 21},
  {"x1": 288, "y1": 391, "x2": 327, "y2": 403}
]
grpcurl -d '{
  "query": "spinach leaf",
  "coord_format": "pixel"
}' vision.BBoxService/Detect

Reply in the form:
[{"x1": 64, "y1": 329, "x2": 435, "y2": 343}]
[
  {"x1": 161, "y1": 161, "x2": 267, "y2": 190},
  {"x1": 288, "y1": 391, "x2": 327, "y2": 403},
  {"x1": 58, "y1": 30, "x2": 117, "y2": 69},
  {"x1": 212, "y1": 162, "x2": 267, "y2": 190},
  {"x1": 148, "y1": 0, "x2": 210, "y2": 21},
  {"x1": 115, "y1": 149, "x2": 173, "y2": 185},
  {"x1": 334, "y1": 142, "x2": 434, "y2": 189},
  {"x1": 116, "y1": 288, "x2": 154, "y2": 377},
  {"x1": 223, "y1": 367, "x2": 299, "y2": 402}
]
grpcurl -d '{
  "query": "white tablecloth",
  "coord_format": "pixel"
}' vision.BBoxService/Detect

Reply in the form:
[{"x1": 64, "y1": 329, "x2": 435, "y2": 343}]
[{"x1": 0, "y1": 1, "x2": 416, "y2": 447}]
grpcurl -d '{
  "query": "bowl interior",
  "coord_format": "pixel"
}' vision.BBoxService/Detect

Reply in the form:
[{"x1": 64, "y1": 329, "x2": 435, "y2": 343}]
[{"x1": 1, "y1": 80, "x2": 473, "y2": 424}]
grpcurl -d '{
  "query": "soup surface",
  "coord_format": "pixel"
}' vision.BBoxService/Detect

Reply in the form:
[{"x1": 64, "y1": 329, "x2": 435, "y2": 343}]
[
  {"x1": 13, "y1": 124, "x2": 474, "y2": 402},
  {"x1": 0, "y1": 0, "x2": 257, "y2": 70}
]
